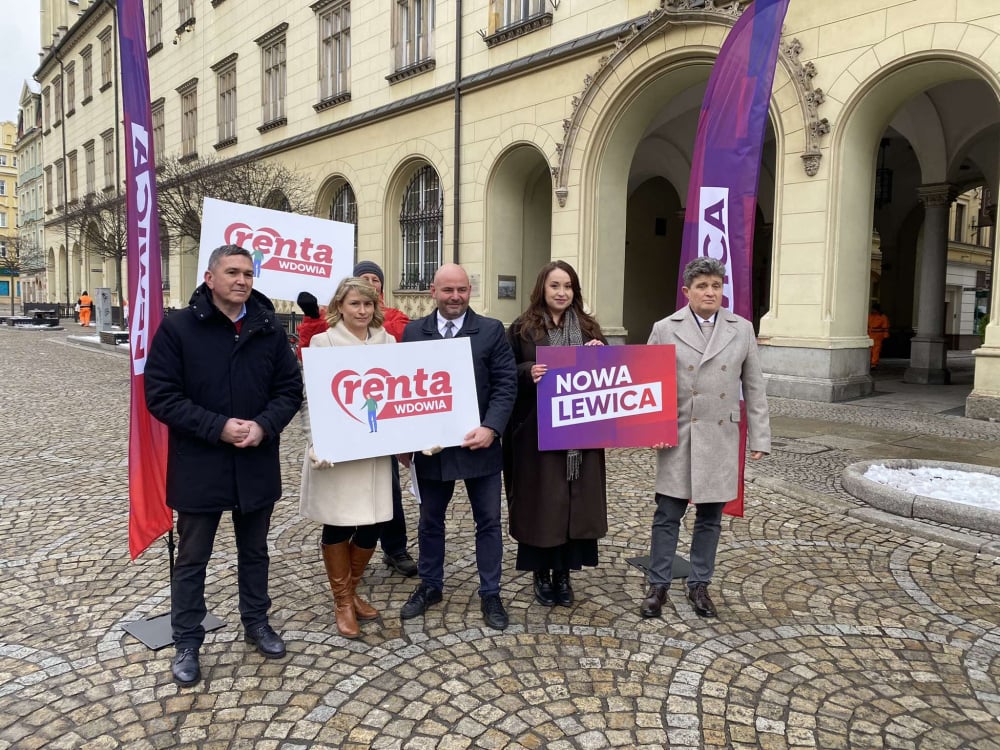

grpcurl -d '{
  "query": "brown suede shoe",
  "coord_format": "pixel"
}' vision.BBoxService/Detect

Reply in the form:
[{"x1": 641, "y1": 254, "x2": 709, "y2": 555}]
[
  {"x1": 640, "y1": 584, "x2": 669, "y2": 618},
  {"x1": 686, "y1": 583, "x2": 717, "y2": 618}
]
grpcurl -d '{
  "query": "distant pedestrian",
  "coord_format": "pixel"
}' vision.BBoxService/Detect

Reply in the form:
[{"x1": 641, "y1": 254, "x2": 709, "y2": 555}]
[
  {"x1": 145, "y1": 244, "x2": 303, "y2": 687},
  {"x1": 868, "y1": 303, "x2": 890, "y2": 369},
  {"x1": 78, "y1": 291, "x2": 92, "y2": 326}
]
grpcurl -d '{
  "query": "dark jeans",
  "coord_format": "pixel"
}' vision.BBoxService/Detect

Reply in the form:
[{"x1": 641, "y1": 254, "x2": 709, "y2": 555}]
[
  {"x1": 172, "y1": 505, "x2": 273, "y2": 649},
  {"x1": 378, "y1": 457, "x2": 408, "y2": 556},
  {"x1": 416, "y1": 472, "x2": 503, "y2": 597},
  {"x1": 648, "y1": 494, "x2": 724, "y2": 588}
]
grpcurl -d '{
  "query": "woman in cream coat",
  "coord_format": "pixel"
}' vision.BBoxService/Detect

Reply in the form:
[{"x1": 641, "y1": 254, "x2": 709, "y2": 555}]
[{"x1": 301, "y1": 277, "x2": 394, "y2": 638}]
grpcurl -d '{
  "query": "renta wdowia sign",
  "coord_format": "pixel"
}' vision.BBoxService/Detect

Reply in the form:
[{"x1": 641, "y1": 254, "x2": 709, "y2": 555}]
[{"x1": 302, "y1": 338, "x2": 481, "y2": 463}]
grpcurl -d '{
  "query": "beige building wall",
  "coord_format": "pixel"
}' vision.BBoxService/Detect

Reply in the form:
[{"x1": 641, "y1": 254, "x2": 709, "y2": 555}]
[{"x1": 32, "y1": 0, "x2": 1000, "y2": 415}]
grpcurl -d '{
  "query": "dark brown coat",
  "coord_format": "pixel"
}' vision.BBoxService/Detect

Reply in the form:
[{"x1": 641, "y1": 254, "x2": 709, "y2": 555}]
[{"x1": 502, "y1": 318, "x2": 608, "y2": 548}]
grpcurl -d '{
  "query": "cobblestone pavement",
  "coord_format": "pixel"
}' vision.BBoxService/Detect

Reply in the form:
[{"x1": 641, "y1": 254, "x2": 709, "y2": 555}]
[{"x1": 1, "y1": 327, "x2": 999, "y2": 750}]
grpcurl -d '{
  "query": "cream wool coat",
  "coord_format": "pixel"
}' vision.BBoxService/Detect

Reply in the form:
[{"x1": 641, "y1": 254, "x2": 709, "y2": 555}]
[
  {"x1": 648, "y1": 307, "x2": 770, "y2": 504},
  {"x1": 299, "y1": 322, "x2": 394, "y2": 527}
]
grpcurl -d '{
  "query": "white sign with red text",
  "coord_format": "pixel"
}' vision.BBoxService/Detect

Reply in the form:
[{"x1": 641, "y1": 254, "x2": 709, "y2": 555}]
[
  {"x1": 198, "y1": 197, "x2": 354, "y2": 303},
  {"x1": 302, "y1": 338, "x2": 480, "y2": 463}
]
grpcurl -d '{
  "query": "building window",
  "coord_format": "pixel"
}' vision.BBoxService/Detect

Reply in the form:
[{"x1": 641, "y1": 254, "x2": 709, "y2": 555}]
[
  {"x1": 151, "y1": 99, "x2": 165, "y2": 158},
  {"x1": 53, "y1": 76, "x2": 63, "y2": 124},
  {"x1": 178, "y1": 79, "x2": 198, "y2": 158},
  {"x1": 99, "y1": 27, "x2": 113, "y2": 90},
  {"x1": 55, "y1": 159, "x2": 65, "y2": 207},
  {"x1": 65, "y1": 62, "x2": 76, "y2": 115},
  {"x1": 0, "y1": 155, "x2": 5, "y2": 167},
  {"x1": 102, "y1": 130, "x2": 115, "y2": 189},
  {"x1": 84, "y1": 141, "x2": 96, "y2": 195},
  {"x1": 45, "y1": 166, "x2": 53, "y2": 209},
  {"x1": 81, "y1": 46, "x2": 93, "y2": 101},
  {"x1": 258, "y1": 28, "x2": 287, "y2": 129},
  {"x1": 0, "y1": 181, "x2": 5, "y2": 196},
  {"x1": 0, "y1": 215, "x2": 6, "y2": 230},
  {"x1": 393, "y1": 0, "x2": 434, "y2": 72},
  {"x1": 953, "y1": 202, "x2": 966, "y2": 243},
  {"x1": 399, "y1": 165, "x2": 442, "y2": 290},
  {"x1": 149, "y1": 0, "x2": 162, "y2": 49},
  {"x1": 329, "y1": 182, "x2": 358, "y2": 256},
  {"x1": 43, "y1": 88, "x2": 51, "y2": 130},
  {"x1": 179, "y1": 0, "x2": 195, "y2": 25},
  {"x1": 501, "y1": 0, "x2": 544, "y2": 25},
  {"x1": 318, "y1": 1, "x2": 351, "y2": 103},
  {"x1": 213, "y1": 56, "x2": 238, "y2": 147},
  {"x1": 68, "y1": 150, "x2": 78, "y2": 202}
]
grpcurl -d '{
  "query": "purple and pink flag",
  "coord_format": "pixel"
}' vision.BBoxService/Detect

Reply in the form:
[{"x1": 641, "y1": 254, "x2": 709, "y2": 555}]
[
  {"x1": 119, "y1": 0, "x2": 171, "y2": 559},
  {"x1": 678, "y1": 0, "x2": 790, "y2": 516}
]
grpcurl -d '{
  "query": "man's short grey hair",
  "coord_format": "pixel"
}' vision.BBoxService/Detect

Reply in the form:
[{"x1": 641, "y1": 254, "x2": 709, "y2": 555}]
[
  {"x1": 207, "y1": 244, "x2": 252, "y2": 270},
  {"x1": 683, "y1": 257, "x2": 726, "y2": 287}
]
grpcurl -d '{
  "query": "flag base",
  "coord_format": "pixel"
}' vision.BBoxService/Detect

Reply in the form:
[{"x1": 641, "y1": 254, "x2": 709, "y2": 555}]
[
  {"x1": 625, "y1": 555, "x2": 691, "y2": 580},
  {"x1": 122, "y1": 612, "x2": 225, "y2": 650}
]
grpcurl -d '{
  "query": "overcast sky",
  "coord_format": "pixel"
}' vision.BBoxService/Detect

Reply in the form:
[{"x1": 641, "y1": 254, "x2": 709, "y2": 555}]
[{"x1": 2, "y1": 0, "x2": 43, "y2": 124}]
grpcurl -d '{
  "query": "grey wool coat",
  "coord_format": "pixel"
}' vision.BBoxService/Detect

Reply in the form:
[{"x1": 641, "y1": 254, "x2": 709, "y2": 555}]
[
  {"x1": 298, "y1": 322, "x2": 394, "y2": 527},
  {"x1": 648, "y1": 306, "x2": 770, "y2": 504}
]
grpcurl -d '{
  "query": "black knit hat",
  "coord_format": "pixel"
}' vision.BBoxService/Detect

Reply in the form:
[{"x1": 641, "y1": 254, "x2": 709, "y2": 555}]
[
  {"x1": 352, "y1": 260, "x2": 385, "y2": 288},
  {"x1": 296, "y1": 291, "x2": 320, "y2": 319}
]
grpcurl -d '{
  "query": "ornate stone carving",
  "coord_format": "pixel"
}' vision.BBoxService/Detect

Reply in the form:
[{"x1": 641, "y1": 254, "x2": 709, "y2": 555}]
[
  {"x1": 917, "y1": 183, "x2": 957, "y2": 208},
  {"x1": 782, "y1": 38, "x2": 830, "y2": 178}
]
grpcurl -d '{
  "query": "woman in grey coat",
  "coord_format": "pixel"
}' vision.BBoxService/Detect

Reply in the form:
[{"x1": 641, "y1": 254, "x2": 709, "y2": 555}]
[{"x1": 641, "y1": 257, "x2": 770, "y2": 620}]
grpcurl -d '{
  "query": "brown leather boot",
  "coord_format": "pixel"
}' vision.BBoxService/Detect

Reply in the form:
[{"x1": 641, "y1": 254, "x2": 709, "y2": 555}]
[
  {"x1": 640, "y1": 584, "x2": 669, "y2": 618},
  {"x1": 321, "y1": 542, "x2": 359, "y2": 638},
  {"x1": 349, "y1": 543, "x2": 379, "y2": 621}
]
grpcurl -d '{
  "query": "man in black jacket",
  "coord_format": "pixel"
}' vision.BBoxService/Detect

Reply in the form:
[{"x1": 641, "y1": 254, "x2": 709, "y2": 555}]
[
  {"x1": 145, "y1": 245, "x2": 303, "y2": 687},
  {"x1": 398, "y1": 263, "x2": 517, "y2": 630}
]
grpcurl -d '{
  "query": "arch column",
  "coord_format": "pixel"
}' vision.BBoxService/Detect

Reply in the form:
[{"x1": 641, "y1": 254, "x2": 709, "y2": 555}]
[{"x1": 904, "y1": 183, "x2": 955, "y2": 385}]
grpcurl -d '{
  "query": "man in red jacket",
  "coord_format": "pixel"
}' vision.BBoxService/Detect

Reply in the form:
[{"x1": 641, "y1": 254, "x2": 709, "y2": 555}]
[{"x1": 352, "y1": 260, "x2": 417, "y2": 577}]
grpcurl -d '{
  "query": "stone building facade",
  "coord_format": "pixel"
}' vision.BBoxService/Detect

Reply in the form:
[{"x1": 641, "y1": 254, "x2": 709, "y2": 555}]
[{"x1": 32, "y1": 0, "x2": 1000, "y2": 417}]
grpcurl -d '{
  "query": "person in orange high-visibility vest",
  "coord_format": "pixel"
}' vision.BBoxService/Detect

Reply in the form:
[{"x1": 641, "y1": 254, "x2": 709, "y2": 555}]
[
  {"x1": 867, "y1": 302, "x2": 890, "y2": 368},
  {"x1": 78, "y1": 291, "x2": 93, "y2": 327}
]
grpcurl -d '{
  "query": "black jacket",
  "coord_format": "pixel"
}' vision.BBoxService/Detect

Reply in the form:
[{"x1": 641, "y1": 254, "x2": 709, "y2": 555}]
[
  {"x1": 145, "y1": 284, "x2": 303, "y2": 513},
  {"x1": 402, "y1": 308, "x2": 516, "y2": 480}
]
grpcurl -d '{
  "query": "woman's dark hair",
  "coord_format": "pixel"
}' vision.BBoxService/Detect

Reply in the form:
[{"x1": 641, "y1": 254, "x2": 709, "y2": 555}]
[{"x1": 518, "y1": 261, "x2": 603, "y2": 341}]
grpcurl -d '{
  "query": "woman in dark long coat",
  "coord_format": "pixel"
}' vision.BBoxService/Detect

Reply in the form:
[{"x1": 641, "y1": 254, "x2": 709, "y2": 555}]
[{"x1": 503, "y1": 261, "x2": 608, "y2": 606}]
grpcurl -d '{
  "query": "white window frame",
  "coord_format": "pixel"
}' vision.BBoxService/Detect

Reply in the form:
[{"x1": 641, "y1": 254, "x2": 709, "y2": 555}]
[
  {"x1": 318, "y1": 1, "x2": 351, "y2": 101},
  {"x1": 394, "y1": 0, "x2": 433, "y2": 70}
]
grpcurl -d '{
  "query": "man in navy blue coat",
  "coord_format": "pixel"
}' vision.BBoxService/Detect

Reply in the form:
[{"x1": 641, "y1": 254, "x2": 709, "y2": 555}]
[
  {"x1": 399, "y1": 263, "x2": 517, "y2": 630},
  {"x1": 145, "y1": 245, "x2": 303, "y2": 686}
]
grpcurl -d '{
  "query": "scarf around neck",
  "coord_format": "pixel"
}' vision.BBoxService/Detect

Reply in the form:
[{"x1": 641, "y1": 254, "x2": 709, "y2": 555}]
[{"x1": 546, "y1": 306, "x2": 583, "y2": 480}]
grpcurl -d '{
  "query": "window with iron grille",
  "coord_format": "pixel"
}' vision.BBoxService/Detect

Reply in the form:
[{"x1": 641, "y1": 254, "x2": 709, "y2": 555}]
[
  {"x1": 261, "y1": 36, "x2": 287, "y2": 126},
  {"x1": 318, "y1": 1, "x2": 350, "y2": 101},
  {"x1": 399, "y1": 166, "x2": 442, "y2": 290},
  {"x1": 393, "y1": 0, "x2": 433, "y2": 70},
  {"x1": 329, "y1": 182, "x2": 358, "y2": 257}
]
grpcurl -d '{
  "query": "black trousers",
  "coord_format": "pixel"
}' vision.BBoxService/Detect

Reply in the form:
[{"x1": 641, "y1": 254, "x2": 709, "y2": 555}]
[
  {"x1": 171, "y1": 505, "x2": 273, "y2": 649},
  {"x1": 378, "y1": 456, "x2": 408, "y2": 556}
]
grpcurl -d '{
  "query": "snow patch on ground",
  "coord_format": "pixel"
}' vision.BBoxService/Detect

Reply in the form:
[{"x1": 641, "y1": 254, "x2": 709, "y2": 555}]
[{"x1": 864, "y1": 465, "x2": 1000, "y2": 511}]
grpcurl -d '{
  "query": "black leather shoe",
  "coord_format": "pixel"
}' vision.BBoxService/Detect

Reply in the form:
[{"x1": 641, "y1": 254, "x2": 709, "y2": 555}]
[
  {"x1": 172, "y1": 648, "x2": 201, "y2": 686},
  {"x1": 481, "y1": 594, "x2": 509, "y2": 630},
  {"x1": 640, "y1": 584, "x2": 669, "y2": 618},
  {"x1": 686, "y1": 584, "x2": 717, "y2": 618},
  {"x1": 383, "y1": 551, "x2": 418, "y2": 577},
  {"x1": 245, "y1": 623, "x2": 287, "y2": 658},
  {"x1": 551, "y1": 569, "x2": 573, "y2": 607},
  {"x1": 533, "y1": 570, "x2": 556, "y2": 606},
  {"x1": 400, "y1": 584, "x2": 443, "y2": 619}
]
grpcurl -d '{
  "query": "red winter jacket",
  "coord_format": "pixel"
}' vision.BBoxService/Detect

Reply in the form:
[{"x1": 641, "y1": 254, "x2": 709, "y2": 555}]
[
  {"x1": 383, "y1": 306, "x2": 410, "y2": 343},
  {"x1": 296, "y1": 312, "x2": 329, "y2": 360}
]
